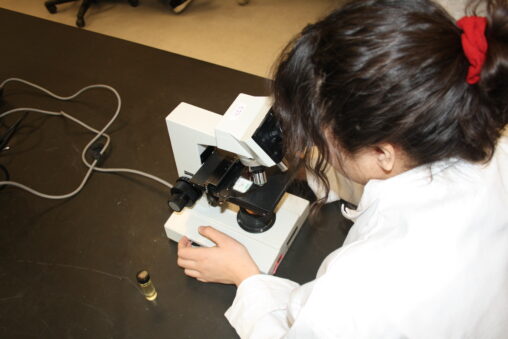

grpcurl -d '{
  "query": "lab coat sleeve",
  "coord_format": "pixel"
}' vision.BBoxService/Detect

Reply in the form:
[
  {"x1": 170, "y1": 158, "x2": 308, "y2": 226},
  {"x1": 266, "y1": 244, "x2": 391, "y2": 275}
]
[{"x1": 225, "y1": 274, "x2": 300, "y2": 339}]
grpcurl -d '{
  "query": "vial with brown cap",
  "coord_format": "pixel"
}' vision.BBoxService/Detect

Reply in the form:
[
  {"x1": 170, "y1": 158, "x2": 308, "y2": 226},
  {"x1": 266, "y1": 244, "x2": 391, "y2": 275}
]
[{"x1": 136, "y1": 270, "x2": 157, "y2": 301}]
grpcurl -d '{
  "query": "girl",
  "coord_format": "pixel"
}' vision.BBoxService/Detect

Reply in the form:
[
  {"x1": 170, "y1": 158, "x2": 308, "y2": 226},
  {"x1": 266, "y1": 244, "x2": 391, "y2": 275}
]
[{"x1": 177, "y1": 0, "x2": 508, "y2": 337}]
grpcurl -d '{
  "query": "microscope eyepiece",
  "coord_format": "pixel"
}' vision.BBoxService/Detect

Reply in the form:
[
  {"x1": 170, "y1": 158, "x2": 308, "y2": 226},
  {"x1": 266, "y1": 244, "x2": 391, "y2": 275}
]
[{"x1": 251, "y1": 110, "x2": 284, "y2": 164}]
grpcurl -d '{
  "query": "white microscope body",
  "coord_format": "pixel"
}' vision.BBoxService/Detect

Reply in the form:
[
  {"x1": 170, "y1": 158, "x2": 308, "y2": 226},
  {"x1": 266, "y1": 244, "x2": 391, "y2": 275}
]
[{"x1": 164, "y1": 94, "x2": 310, "y2": 274}]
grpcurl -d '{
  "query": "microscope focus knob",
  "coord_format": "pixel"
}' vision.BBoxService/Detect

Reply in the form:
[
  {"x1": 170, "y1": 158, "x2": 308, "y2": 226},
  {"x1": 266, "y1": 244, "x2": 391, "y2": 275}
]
[
  {"x1": 168, "y1": 178, "x2": 203, "y2": 212},
  {"x1": 168, "y1": 194, "x2": 189, "y2": 212}
]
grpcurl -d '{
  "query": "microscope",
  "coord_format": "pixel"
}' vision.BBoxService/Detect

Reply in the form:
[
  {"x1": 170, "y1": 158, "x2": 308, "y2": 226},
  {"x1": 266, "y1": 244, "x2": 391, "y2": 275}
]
[{"x1": 164, "y1": 94, "x2": 310, "y2": 274}]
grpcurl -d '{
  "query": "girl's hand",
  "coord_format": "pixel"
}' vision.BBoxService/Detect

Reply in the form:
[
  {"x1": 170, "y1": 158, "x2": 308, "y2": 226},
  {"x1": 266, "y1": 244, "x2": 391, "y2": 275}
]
[{"x1": 177, "y1": 226, "x2": 260, "y2": 286}]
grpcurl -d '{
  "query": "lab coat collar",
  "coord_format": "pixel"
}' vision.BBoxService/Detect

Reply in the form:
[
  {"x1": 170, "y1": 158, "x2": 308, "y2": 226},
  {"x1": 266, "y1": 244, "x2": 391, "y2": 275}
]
[{"x1": 341, "y1": 158, "x2": 460, "y2": 222}]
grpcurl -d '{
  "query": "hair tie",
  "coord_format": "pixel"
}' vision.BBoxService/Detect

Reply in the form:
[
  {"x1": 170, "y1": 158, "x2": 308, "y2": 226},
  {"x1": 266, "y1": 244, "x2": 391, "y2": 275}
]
[{"x1": 457, "y1": 16, "x2": 488, "y2": 85}]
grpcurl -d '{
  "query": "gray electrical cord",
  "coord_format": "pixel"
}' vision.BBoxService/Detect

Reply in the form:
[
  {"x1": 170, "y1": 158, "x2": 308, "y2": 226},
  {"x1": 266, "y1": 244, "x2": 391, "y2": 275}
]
[{"x1": 0, "y1": 78, "x2": 173, "y2": 199}]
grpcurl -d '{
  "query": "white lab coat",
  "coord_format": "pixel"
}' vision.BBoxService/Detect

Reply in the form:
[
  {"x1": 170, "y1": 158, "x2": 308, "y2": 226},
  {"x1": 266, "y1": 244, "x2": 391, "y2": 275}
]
[{"x1": 225, "y1": 137, "x2": 508, "y2": 339}]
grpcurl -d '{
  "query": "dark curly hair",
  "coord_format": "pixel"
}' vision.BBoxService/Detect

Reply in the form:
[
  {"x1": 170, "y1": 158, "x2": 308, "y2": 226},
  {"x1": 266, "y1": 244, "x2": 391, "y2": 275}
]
[{"x1": 272, "y1": 0, "x2": 508, "y2": 206}]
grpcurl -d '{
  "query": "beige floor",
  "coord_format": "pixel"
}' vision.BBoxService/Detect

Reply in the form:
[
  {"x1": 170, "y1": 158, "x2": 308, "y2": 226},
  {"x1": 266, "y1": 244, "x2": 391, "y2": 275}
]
[{"x1": 0, "y1": 0, "x2": 466, "y2": 78}]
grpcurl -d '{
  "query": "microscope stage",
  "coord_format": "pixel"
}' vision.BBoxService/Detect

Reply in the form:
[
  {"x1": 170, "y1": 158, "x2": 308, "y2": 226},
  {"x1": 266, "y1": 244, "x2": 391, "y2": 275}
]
[{"x1": 165, "y1": 193, "x2": 309, "y2": 274}]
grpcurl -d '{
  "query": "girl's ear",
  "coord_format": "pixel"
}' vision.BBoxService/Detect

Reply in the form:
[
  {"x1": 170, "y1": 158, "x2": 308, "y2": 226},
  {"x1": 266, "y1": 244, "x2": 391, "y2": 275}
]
[{"x1": 375, "y1": 143, "x2": 396, "y2": 173}]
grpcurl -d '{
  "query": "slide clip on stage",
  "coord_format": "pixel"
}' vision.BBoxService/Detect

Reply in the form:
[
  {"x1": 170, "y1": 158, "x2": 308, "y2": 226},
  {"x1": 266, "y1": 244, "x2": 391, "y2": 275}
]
[{"x1": 164, "y1": 94, "x2": 310, "y2": 274}]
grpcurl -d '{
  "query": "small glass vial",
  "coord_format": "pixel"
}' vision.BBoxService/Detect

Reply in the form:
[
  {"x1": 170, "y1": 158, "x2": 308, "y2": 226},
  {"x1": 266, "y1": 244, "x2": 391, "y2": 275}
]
[{"x1": 136, "y1": 270, "x2": 157, "y2": 301}]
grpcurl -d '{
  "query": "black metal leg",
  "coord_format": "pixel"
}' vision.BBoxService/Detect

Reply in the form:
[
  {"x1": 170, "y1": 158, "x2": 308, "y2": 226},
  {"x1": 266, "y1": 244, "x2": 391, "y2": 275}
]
[
  {"x1": 46, "y1": 0, "x2": 139, "y2": 27},
  {"x1": 76, "y1": 0, "x2": 93, "y2": 27},
  {"x1": 44, "y1": 0, "x2": 79, "y2": 14},
  {"x1": 46, "y1": 0, "x2": 79, "y2": 5}
]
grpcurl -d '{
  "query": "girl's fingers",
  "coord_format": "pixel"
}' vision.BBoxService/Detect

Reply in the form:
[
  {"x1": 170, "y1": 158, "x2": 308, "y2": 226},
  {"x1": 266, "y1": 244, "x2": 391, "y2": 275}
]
[
  {"x1": 177, "y1": 258, "x2": 197, "y2": 269},
  {"x1": 178, "y1": 243, "x2": 212, "y2": 261},
  {"x1": 177, "y1": 236, "x2": 212, "y2": 261},
  {"x1": 198, "y1": 226, "x2": 233, "y2": 246},
  {"x1": 178, "y1": 236, "x2": 192, "y2": 249},
  {"x1": 184, "y1": 268, "x2": 201, "y2": 278},
  {"x1": 177, "y1": 237, "x2": 206, "y2": 260}
]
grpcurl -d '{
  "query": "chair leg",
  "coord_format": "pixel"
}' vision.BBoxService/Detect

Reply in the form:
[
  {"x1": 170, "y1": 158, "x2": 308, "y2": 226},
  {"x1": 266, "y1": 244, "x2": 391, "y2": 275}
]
[
  {"x1": 76, "y1": 0, "x2": 93, "y2": 27},
  {"x1": 44, "y1": 0, "x2": 79, "y2": 14}
]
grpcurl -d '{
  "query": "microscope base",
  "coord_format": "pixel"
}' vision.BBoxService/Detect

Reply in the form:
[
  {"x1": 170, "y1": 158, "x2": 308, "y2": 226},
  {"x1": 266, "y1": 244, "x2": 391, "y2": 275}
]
[{"x1": 164, "y1": 193, "x2": 310, "y2": 274}]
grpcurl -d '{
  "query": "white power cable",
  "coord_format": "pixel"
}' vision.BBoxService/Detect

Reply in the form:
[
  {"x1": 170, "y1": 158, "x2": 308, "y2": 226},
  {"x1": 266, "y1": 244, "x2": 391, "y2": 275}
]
[{"x1": 0, "y1": 78, "x2": 173, "y2": 199}]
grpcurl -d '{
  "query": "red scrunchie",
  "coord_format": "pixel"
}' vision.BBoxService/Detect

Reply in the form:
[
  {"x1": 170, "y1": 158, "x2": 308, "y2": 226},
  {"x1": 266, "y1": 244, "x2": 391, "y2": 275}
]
[{"x1": 457, "y1": 16, "x2": 488, "y2": 85}]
